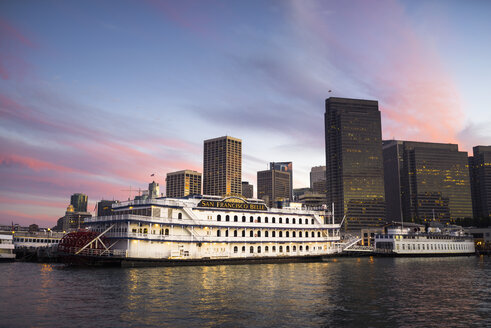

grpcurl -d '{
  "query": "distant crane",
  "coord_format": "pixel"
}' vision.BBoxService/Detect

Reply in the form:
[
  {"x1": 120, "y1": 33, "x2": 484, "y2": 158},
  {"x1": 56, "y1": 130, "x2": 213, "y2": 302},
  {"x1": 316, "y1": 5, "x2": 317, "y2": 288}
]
[{"x1": 121, "y1": 186, "x2": 144, "y2": 200}]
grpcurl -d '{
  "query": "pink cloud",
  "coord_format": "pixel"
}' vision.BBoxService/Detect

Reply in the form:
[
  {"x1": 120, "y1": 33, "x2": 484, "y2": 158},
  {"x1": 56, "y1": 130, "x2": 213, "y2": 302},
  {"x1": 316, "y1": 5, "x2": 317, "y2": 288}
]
[
  {"x1": 289, "y1": 0, "x2": 464, "y2": 145},
  {"x1": 0, "y1": 154, "x2": 78, "y2": 173},
  {"x1": 0, "y1": 18, "x2": 37, "y2": 48}
]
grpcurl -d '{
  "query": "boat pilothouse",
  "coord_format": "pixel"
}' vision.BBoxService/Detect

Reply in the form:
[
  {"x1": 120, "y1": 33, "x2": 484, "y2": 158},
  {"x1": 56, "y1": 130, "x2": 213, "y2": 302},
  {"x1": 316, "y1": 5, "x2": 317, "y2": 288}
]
[
  {"x1": 374, "y1": 223, "x2": 475, "y2": 256},
  {"x1": 61, "y1": 195, "x2": 341, "y2": 263}
]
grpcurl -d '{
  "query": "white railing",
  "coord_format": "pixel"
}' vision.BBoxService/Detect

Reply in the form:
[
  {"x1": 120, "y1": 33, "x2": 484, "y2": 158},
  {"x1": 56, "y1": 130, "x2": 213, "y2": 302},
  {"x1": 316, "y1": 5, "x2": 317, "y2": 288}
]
[
  {"x1": 102, "y1": 231, "x2": 340, "y2": 243},
  {"x1": 86, "y1": 214, "x2": 339, "y2": 231}
]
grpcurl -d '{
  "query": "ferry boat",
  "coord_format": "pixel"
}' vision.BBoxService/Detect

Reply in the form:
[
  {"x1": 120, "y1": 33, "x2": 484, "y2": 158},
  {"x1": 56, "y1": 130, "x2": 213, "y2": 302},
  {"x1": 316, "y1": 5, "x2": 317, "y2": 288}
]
[
  {"x1": 374, "y1": 226, "x2": 475, "y2": 256},
  {"x1": 0, "y1": 234, "x2": 16, "y2": 261},
  {"x1": 58, "y1": 196, "x2": 341, "y2": 266}
]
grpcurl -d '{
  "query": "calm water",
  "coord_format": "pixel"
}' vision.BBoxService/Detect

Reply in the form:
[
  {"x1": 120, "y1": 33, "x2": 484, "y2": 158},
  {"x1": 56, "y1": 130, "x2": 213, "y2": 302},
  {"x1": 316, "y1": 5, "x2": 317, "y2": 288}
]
[{"x1": 1, "y1": 256, "x2": 490, "y2": 327}]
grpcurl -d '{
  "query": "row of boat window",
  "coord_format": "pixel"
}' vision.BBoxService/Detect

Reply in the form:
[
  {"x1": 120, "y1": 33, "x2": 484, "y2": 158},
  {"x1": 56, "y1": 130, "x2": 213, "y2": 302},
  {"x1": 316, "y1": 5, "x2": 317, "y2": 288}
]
[
  {"x1": 216, "y1": 215, "x2": 315, "y2": 225},
  {"x1": 127, "y1": 228, "x2": 323, "y2": 238},
  {"x1": 13, "y1": 238, "x2": 59, "y2": 243},
  {"x1": 233, "y1": 245, "x2": 322, "y2": 254},
  {"x1": 378, "y1": 234, "x2": 461, "y2": 240},
  {"x1": 217, "y1": 230, "x2": 322, "y2": 238},
  {"x1": 398, "y1": 243, "x2": 471, "y2": 251}
]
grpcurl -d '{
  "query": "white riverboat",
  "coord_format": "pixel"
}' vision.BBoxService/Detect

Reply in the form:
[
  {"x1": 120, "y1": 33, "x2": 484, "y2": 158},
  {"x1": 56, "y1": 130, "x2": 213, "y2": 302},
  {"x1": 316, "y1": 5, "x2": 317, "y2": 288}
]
[
  {"x1": 0, "y1": 234, "x2": 16, "y2": 261},
  {"x1": 59, "y1": 196, "x2": 341, "y2": 265},
  {"x1": 374, "y1": 227, "x2": 475, "y2": 256}
]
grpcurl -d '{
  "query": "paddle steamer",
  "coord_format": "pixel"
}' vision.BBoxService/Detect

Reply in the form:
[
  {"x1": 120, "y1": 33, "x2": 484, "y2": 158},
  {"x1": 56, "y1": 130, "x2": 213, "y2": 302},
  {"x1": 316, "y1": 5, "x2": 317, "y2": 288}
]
[{"x1": 59, "y1": 195, "x2": 341, "y2": 266}]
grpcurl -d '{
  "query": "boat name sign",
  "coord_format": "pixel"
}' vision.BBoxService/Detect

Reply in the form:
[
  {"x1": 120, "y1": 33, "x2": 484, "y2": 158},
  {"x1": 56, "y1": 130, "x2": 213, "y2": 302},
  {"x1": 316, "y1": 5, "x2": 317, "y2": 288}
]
[{"x1": 197, "y1": 199, "x2": 267, "y2": 211}]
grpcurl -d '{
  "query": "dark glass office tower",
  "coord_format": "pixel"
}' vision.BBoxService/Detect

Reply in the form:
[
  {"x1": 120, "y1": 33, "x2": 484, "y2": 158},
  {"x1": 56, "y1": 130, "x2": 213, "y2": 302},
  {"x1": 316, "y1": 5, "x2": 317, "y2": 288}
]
[
  {"x1": 384, "y1": 140, "x2": 473, "y2": 223},
  {"x1": 70, "y1": 193, "x2": 88, "y2": 212},
  {"x1": 269, "y1": 162, "x2": 293, "y2": 201},
  {"x1": 257, "y1": 169, "x2": 291, "y2": 208},
  {"x1": 469, "y1": 146, "x2": 491, "y2": 218},
  {"x1": 325, "y1": 97, "x2": 386, "y2": 231}
]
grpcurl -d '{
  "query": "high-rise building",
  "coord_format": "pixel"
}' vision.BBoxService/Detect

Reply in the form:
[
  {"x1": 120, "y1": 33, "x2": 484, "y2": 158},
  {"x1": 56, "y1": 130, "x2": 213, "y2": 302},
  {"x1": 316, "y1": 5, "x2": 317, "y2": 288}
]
[
  {"x1": 269, "y1": 162, "x2": 293, "y2": 200},
  {"x1": 325, "y1": 97, "x2": 386, "y2": 231},
  {"x1": 166, "y1": 170, "x2": 202, "y2": 198},
  {"x1": 310, "y1": 166, "x2": 326, "y2": 189},
  {"x1": 469, "y1": 146, "x2": 491, "y2": 218},
  {"x1": 241, "y1": 181, "x2": 254, "y2": 198},
  {"x1": 70, "y1": 193, "x2": 88, "y2": 212},
  {"x1": 311, "y1": 167, "x2": 327, "y2": 196},
  {"x1": 383, "y1": 140, "x2": 473, "y2": 224},
  {"x1": 203, "y1": 136, "x2": 242, "y2": 196},
  {"x1": 257, "y1": 169, "x2": 291, "y2": 208}
]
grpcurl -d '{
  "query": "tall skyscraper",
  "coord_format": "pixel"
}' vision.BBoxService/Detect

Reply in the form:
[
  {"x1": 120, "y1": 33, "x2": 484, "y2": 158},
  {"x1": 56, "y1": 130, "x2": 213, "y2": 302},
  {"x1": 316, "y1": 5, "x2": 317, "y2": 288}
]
[
  {"x1": 325, "y1": 97, "x2": 386, "y2": 231},
  {"x1": 384, "y1": 140, "x2": 473, "y2": 223},
  {"x1": 469, "y1": 146, "x2": 491, "y2": 218},
  {"x1": 203, "y1": 136, "x2": 242, "y2": 196},
  {"x1": 166, "y1": 170, "x2": 202, "y2": 198},
  {"x1": 241, "y1": 181, "x2": 254, "y2": 198},
  {"x1": 70, "y1": 193, "x2": 88, "y2": 212},
  {"x1": 257, "y1": 168, "x2": 291, "y2": 208},
  {"x1": 269, "y1": 162, "x2": 293, "y2": 200}
]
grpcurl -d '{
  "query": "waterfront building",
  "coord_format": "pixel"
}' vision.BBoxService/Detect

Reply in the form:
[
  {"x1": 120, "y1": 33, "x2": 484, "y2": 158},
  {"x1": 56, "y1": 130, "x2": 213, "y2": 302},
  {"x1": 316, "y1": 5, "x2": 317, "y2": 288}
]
[
  {"x1": 270, "y1": 162, "x2": 293, "y2": 201},
  {"x1": 257, "y1": 168, "x2": 291, "y2": 208},
  {"x1": 383, "y1": 140, "x2": 473, "y2": 224},
  {"x1": 70, "y1": 193, "x2": 88, "y2": 212},
  {"x1": 97, "y1": 200, "x2": 117, "y2": 217},
  {"x1": 293, "y1": 188, "x2": 311, "y2": 201},
  {"x1": 166, "y1": 170, "x2": 202, "y2": 198},
  {"x1": 469, "y1": 146, "x2": 491, "y2": 218},
  {"x1": 203, "y1": 136, "x2": 242, "y2": 196},
  {"x1": 298, "y1": 191, "x2": 327, "y2": 208},
  {"x1": 55, "y1": 204, "x2": 92, "y2": 232},
  {"x1": 242, "y1": 181, "x2": 254, "y2": 198},
  {"x1": 325, "y1": 97, "x2": 386, "y2": 231}
]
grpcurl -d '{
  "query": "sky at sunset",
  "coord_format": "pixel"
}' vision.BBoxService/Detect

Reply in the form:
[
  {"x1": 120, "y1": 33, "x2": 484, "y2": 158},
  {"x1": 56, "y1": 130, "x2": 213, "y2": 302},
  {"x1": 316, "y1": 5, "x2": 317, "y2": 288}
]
[{"x1": 1, "y1": 0, "x2": 491, "y2": 227}]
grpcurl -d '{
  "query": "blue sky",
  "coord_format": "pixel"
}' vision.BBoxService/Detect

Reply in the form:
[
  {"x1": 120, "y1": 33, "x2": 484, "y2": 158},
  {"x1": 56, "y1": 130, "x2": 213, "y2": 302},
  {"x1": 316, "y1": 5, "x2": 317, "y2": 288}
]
[{"x1": 1, "y1": 0, "x2": 490, "y2": 226}]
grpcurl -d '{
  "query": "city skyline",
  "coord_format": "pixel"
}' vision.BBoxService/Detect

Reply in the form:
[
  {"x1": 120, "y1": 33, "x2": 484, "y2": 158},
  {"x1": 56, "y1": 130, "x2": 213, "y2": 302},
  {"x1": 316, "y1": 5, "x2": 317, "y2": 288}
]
[{"x1": 1, "y1": 0, "x2": 491, "y2": 226}]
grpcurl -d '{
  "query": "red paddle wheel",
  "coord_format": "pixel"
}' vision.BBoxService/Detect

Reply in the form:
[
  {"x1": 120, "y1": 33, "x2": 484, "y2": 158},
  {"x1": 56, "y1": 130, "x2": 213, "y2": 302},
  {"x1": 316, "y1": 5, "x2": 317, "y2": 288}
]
[{"x1": 58, "y1": 230, "x2": 108, "y2": 256}]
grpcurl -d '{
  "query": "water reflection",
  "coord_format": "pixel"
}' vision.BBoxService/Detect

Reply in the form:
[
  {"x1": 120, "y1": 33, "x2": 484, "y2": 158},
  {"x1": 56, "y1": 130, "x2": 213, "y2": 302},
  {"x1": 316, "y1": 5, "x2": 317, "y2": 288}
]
[{"x1": 0, "y1": 257, "x2": 490, "y2": 327}]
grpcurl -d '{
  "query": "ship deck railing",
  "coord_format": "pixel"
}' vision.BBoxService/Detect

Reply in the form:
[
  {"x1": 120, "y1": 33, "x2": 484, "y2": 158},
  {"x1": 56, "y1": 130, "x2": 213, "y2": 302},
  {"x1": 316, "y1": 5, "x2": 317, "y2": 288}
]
[
  {"x1": 101, "y1": 231, "x2": 341, "y2": 243},
  {"x1": 85, "y1": 214, "x2": 339, "y2": 230}
]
